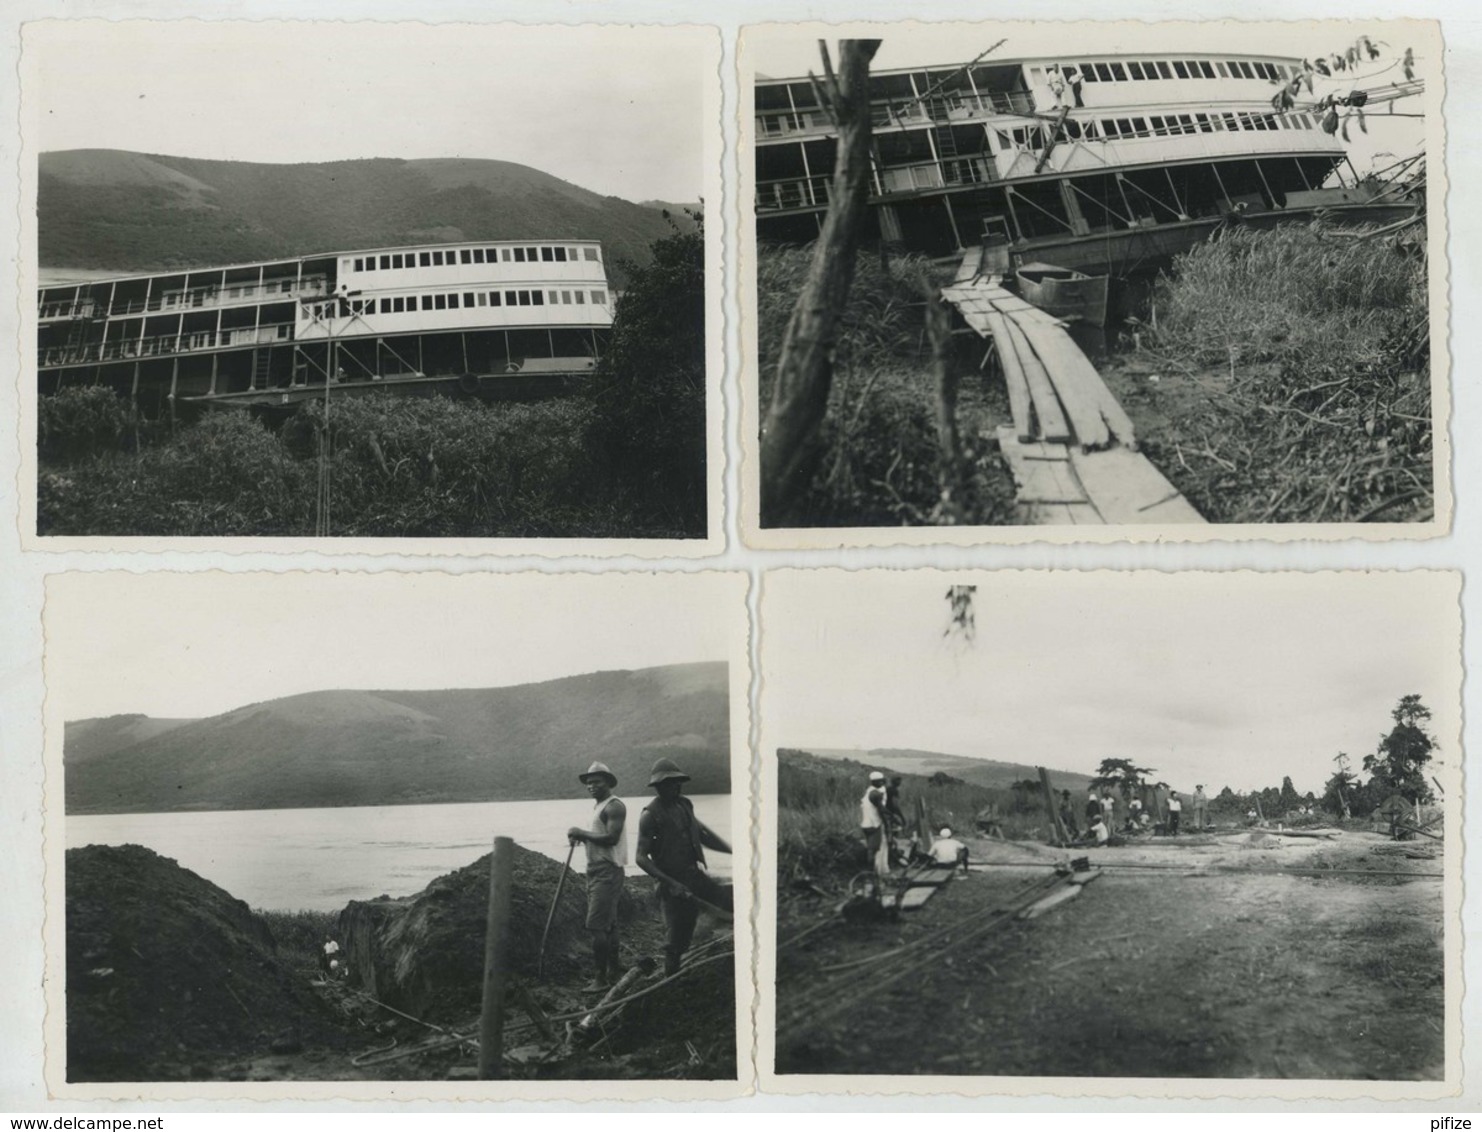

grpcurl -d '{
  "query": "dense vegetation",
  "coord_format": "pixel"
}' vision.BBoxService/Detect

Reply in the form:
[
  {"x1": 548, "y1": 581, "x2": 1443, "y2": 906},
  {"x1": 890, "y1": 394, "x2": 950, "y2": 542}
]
[
  {"x1": 776, "y1": 749, "x2": 1050, "y2": 883},
  {"x1": 756, "y1": 245, "x2": 1015, "y2": 527},
  {"x1": 38, "y1": 150, "x2": 692, "y2": 286},
  {"x1": 1131, "y1": 222, "x2": 1432, "y2": 523},
  {"x1": 38, "y1": 225, "x2": 707, "y2": 539}
]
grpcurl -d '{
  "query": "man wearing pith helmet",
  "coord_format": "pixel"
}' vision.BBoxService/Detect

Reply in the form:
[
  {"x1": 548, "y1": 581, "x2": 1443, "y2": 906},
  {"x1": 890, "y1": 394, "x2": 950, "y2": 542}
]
[
  {"x1": 566, "y1": 761, "x2": 627, "y2": 991},
  {"x1": 635, "y1": 757, "x2": 733, "y2": 977}
]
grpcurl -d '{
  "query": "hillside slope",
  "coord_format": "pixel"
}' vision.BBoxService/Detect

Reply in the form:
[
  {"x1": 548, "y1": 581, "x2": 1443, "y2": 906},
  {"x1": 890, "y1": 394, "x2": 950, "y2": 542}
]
[
  {"x1": 65, "y1": 662, "x2": 730, "y2": 814},
  {"x1": 804, "y1": 746, "x2": 1093, "y2": 794},
  {"x1": 38, "y1": 150, "x2": 682, "y2": 284}
]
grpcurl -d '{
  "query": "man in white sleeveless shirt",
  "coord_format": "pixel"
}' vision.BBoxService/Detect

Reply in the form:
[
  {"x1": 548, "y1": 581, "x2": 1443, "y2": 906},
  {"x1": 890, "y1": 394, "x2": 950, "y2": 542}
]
[{"x1": 567, "y1": 761, "x2": 628, "y2": 991}]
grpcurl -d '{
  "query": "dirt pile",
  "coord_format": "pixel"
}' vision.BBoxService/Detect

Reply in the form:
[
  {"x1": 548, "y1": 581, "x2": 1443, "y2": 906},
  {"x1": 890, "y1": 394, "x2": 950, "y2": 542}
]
[
  {"x1": 337, "y1": 843, "x2": 657, "y2": 1023},
  {"x1": 66, "y1": 844, "x2": 341, "y2": 1081}
]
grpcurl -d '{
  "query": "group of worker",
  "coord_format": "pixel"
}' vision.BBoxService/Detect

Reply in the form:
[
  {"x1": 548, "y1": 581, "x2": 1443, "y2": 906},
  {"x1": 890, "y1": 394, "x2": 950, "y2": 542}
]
[
  {"x1": 859, "y1": 769, "x2": 969, "y2": 877},
  {"x1": 565, "y1": 756, "x2": 732, "y2": 992},
  {"x1": 1066, "y1": 784, "x2": 1211, "y2": 844}
]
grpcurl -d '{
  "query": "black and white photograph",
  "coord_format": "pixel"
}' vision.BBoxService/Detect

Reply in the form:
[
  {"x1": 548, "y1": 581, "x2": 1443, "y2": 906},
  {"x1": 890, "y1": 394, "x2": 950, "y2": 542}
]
[
  {"x1": 758, "y1": 569, "x2": 1459, "y2": 1095},
  {"x1": 24, "y1": 21, "x2": 720, "y2": 547},
  {"x1": 744, "y1": 22, "x2": 1445, "y2": 541},
  {"x1": 42, "y1": 569, "x2": 751, "y2": 1098}
]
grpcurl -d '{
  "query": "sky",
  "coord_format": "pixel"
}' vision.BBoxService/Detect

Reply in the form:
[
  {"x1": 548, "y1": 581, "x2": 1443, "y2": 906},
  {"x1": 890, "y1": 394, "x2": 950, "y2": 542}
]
[
  {"x1": 746, "y1": 19, "x2": 1432, "y2": 174},
  {"x1": 27, "y1": 21, "x2": 713, "y2": 203},
  {"x1": 761, "y1": 570, "x2": 1459, "y2": 796},
  {"x1": 46, "y1": 570, "x2": 745, "y2": 721}
]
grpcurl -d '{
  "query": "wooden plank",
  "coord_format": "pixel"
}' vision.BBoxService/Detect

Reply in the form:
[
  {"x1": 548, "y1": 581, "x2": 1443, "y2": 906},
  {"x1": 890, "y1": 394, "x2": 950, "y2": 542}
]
[
  {"x1": 1039, "y1": 766, "x2": 1070, "y2": 847},
  {"x1": 1017, "y1": 884, "x2": 1081, "y2": 921},
  {"x1": 1067, "y1": 868, "x2": 1104, "y2": 887},
  {"x1": 954, "y1": 246, "x2": 984, "y2": 282},
  {"x1": 997, "y1": 429, "x2": 1087, "y2": 505},
  {"x1": 897, "y1": 886, "x2": 938, "y2": 910},
  {"x1": 1009, "y1": 318, "x2": 1111, "y2": 449},
  {"x1": 982, "y1": 315, "x2": 1033, "y2": 441},
  {"x1": 1069, "y1": 447, "x2": 1205, "y2": 525},
  {"x1": 1001, "y1": 319, "x2": 1072, "y2": 444}
]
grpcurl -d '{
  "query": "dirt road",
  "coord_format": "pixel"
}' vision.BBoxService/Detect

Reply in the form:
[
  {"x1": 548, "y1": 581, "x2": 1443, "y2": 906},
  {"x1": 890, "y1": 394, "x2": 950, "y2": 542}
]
[{"x1": 775, "y1": 830, "x2": 1444, "y2": 1079}]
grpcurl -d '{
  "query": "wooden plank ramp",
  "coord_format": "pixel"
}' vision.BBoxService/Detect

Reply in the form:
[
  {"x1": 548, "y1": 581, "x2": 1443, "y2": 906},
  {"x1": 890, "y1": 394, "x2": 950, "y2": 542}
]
[
  {"x1": 943, "y1": 269, "x2": 1205, "y2": 527},
  {"x1": 895, "y1": 864, "x2": 958, "y2": 911}
]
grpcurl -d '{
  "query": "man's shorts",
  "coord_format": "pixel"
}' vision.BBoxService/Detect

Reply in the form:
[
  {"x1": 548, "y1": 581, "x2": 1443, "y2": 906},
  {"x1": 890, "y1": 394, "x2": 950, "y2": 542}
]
[{"x1": 585, "y1": 862, "x2": 624, "y2": 932}]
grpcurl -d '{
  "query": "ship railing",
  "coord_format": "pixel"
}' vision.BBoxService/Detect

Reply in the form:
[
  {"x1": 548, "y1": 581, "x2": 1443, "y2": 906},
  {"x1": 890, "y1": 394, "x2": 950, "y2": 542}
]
[
  {"x1": 755, "y1": 110, "x2": 831, "y2": 140},
  {"x1": 40, "y1": 322, "x2": 293, "y2": 367},
  {"x1": 870, "y1": 101, "x2": 933, "y2": 129},
  {"x1": 755, "y1": 175, "x2": 834, "y2": 213},
  {"x1": 57, "y1": 277, "x2": 332, "y2": 319},
  {"x1": 943, "y1": 91, "x2": 1037, "y2": 119},
  {"x1": 37, "y1": 300, "x2": 102, "y2": 320},
  {"x1": 878, "y1": 157, "x2": 994, "y2": 195}
]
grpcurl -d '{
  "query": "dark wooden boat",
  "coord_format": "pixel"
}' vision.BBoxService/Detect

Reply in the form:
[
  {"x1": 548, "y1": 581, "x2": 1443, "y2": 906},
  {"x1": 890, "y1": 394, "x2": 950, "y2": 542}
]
[{"x1": 1015, "y1": 262, "x2": 1110, "y2": 327}]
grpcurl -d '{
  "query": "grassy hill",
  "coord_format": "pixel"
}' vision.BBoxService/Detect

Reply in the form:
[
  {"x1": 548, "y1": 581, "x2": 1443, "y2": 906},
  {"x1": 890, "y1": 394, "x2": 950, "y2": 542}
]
[
  {"x1": 65, "y1": 662, "x2": 730, "y2": 814},
  {"x1": 804, "y1": 747, "x2": 1093, "y2": 795},
  {"x1": 38, "y1": 150, "x2": 684, "y2": 286}
]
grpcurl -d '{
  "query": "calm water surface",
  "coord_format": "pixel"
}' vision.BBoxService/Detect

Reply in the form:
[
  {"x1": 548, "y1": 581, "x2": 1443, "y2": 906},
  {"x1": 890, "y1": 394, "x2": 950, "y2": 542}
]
[{"x1": 67, "y1": 794, "x2": 732, "y2": 912}]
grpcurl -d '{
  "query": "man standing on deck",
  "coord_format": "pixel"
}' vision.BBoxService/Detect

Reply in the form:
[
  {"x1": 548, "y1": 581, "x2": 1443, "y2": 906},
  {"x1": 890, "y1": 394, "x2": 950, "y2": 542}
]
[
  {"x1": 1193, "y1": 785, "x2": 1209, "y2": 832},
  {"x1": 1167, "y1": 790, "x2": 1183, "y2": 836},
  {"x1": 636, "y1": 757, "x2": 733, "y2": 977},
  {"x1": 566, "y1": 761, "x2": 627, "y2": 991}
]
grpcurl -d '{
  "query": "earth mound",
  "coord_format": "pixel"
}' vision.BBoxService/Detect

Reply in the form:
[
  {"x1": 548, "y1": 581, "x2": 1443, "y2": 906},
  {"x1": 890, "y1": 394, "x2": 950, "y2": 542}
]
[
  {"x1": 337, "y1": 842, "x2": 658, "y2": 1023},
  {"x1": 66, "y1": 844, "x2": 342, "y2": 1081}
]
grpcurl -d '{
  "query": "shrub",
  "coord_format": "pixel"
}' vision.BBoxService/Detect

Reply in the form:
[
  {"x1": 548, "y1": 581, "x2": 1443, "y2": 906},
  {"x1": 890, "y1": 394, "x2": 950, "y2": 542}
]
[{"x1": 38, "y1": 385, "x2": 144, "y2": 465}]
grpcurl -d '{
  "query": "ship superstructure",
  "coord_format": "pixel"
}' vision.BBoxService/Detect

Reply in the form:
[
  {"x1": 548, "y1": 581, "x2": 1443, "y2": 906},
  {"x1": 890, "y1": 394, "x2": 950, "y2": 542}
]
[
  {"x1": 754, "y1": 51, "x2": 1423, "y2": 270},
  {"x1": 37, "y1": 238, "x2": 615, "y2": 412}
]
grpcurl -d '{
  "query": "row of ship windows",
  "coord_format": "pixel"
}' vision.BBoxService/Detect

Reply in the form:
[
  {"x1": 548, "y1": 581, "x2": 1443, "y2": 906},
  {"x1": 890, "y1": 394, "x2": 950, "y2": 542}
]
[
  {"x1": 1037, "y1": 58, "x2": 1293, "y2": 84},
  {"x1": 351, "y1": 246, "x2": 601, "y2": 272},
  {"x1": 1003, "y1": 109, "x2": 1318, "y2": 146},
  {"x1": 308, "y1": 289, "x2": 608, "y2": 319}
]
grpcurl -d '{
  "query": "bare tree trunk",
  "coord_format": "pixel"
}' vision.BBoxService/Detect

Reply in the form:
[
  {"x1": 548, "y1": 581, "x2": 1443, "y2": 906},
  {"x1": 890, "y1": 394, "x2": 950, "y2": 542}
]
[
  {"x1": 924, "y1": 286, "x2": 964, "y2": 523},
  {"x1": 760, "y1": 39, "x2": 881, "y2": 524}
]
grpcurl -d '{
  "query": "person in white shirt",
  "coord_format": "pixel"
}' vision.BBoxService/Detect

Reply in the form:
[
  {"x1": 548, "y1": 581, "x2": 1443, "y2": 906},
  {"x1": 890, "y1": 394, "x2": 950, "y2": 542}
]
[
  {"x1": 1167, "y1": 790, "x2": 1183, "y2": 836},
  {"x1": 860, "y1": 771, "x2": 890, "y2": 875},
  {"x1": 566, "y1": 760, "x2": 628, "y2": 991},
  {"x1": 929, "y1": 827, "x2": 969, "y2": 875}
]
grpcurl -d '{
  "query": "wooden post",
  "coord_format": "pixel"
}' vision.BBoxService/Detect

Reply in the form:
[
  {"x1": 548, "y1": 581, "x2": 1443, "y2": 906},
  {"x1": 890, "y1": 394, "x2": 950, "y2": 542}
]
[
  {"x1": 478, "y1": 836, "x2": 514, "y2": 1079},
  {"x1": 760, "y1": 39, "x2": 882, "y2": 523},
  {"x1": 1038, "y1": 766, "x2": 1068, "y2": 846}
]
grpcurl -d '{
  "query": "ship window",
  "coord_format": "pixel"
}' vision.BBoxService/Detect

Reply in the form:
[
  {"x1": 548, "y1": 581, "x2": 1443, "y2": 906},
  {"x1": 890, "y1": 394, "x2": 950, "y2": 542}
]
[
  {"x1": 513, "y1": 248, "x2": 526, "y2": 262},
  {"x1": 464, "y1": 292, "x2": 475, "y2": 306},
  {"x1": 389, "y1": 254, "x2": 399, "y2": 269},
  {"x1": 484, "y1": 248, "x2": 497, "y2": 261},
  {"x1": 1079, "y1": 65, "x2": 1097, "y2": 83},
  {"x1": 377, "y1": 255, "x2": 388, "y2": 269},
  {"x1": 277, "y1": 325, "x2": 289, "y2": 339},
  {"x1": 354, "y1": 258, "x2": 363, "y2": 271},
  {"x1": 1208, "y1": 114, "x2": 1224, "y2": 131},
  {"x1": 434, "y1": 294, "x2": 447, "y2": 310},
  {"x1": 364, "y1": 258, "x2": 377, "y2": 271},
  {"x1": 561, "y1": 290, "x2": 572, "y2": 303},
  {"x1": 473, "y1": 249, "x2": 485, "y2": 264},
  {"x1": 1178, "y1": 115, "x2": 1194, "y2": 132},
  {"x1": 460, "y1": 249, "x2": 472, "y2": 264},
  {"x1": 525, "y1": 247, "x2": 538, "y2": 261},
  {"x1": 1109, "y1": 62, "x2": 1128, "y2": 81},
  {"x1": 584, "y1": 248, "x2": 599, "y2": 261},
  {"x1": 489, "y1": 291, "x2": 501, "y2": 306},
  {"x1": 1215, "y1": 61, "x2": 1229, "y2": 77},
  {"x1": 531, "y1": 291, "x2": 543, "y2": 305},
  {"x1": 476, "y1": 293, "x2": 486, "y2": 306},
  {"x1": 1199, "y1": 61, "x2": 1216, "y2": 78},
  {"x1": 1155, "y1": 61, "x2": 1172, "y2": 79},
  {"x1": 1197, "y1": 115, "x2": 1215, "y2": 132},
  {"x1": 1093, "y1": 63, "x2": 1113, "y2": 82},
  {"x1": 1257, "y1": 63, "x2": 1274, "y2": 80},
  {"x1": 504, "y1": 290, "x2": 517, "y2": 305},
  {"x1": 1113, "y1": 118, "x2": 1130, "y2": 135},
  {"x1": 379, "y1": 298, "x2": 390, "y2": 313},
  {"x1": 569, "y1": 247, "x2": 580, "y2": 259},
  {"x1": 1127, "y1": 61, "x2": 1145, "y2": 80},
  {"x1": 421, "y1": 295, "x2": 433, "y2": 310},
  {"x1": 522, "y1": 290, "x2": 535, "y2": 305},
  {"x1": 1172, "y1": 61, "x2": 1189, "y2": 78},
  {"x1": 450, "y1": 293, "x2": 461, "y2": 308},
  {"x1": 554, "y1": 247, "x2": 567, "y2": 262},
  {"x1": 501, "y1": 248, "x2": 512, "y2": 261},
  {"x1": 541, "y1": 247, "x2": 555, "y2": 261},
  {"x1": 1130, "y1": 117, "x2": 1147, "y2": 134},
  {"x1": 1235, "y1": 62, "x2": 1254, "y2": 78},
  {"x1": 575, "y1": 291, "x2": 585, "y2": 304},
  {"x1": 591, "y1": 291, "x2": 606, "y2": 305},
  {"x1": 419, "y1": 252, "x2": 430, "y2": 267}
]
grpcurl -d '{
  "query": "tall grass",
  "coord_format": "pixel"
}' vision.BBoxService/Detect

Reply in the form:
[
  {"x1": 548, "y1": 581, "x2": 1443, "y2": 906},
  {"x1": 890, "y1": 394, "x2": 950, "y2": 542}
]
[
  {"x1": 256, "y1": 908, "x2": 337, "y2": 970},
  {"x1": 1151, "y1": 224, "x2": 1426, "y2": 369},
  {"x1": 1136, "y1": 222, "x2": 1431, "y2": 523},
  {"x1": 776, "y1": 750, "x2": 1047, "y2": 884}
]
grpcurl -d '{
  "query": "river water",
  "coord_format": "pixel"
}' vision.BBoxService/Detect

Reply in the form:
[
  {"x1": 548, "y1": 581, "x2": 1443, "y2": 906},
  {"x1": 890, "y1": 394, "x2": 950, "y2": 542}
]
[{"x1": 66, "y1": 794, "x2": 732, "y2": 912}]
